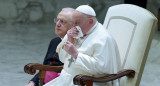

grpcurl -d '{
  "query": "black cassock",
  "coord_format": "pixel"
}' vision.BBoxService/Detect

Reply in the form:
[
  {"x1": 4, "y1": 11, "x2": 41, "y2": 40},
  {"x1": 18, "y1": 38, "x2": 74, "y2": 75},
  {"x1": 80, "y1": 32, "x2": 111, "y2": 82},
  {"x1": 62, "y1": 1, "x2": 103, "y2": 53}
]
[{"x1": 30, "y1": 37, "x2": 63, "y2": 86}]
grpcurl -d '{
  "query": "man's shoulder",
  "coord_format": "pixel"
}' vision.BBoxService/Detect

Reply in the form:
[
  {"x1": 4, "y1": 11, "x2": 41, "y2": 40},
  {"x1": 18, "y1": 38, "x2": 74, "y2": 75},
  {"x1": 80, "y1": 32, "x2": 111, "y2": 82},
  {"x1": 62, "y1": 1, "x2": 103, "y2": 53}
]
[
  {"x1": 51, "y1": 37, "x2": 61, "y2": 41},
  {"x1": 50, "y1": 37, "x2": 61, "y2": 44}
]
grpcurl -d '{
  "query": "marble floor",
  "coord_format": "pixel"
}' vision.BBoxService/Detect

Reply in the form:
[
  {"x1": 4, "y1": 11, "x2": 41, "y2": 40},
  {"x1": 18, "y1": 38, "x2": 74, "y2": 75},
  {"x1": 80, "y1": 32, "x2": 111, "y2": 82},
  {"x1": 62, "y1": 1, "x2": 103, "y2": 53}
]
[{"x1": 0, "y1": 24, "x2": 159, "y2": 86}]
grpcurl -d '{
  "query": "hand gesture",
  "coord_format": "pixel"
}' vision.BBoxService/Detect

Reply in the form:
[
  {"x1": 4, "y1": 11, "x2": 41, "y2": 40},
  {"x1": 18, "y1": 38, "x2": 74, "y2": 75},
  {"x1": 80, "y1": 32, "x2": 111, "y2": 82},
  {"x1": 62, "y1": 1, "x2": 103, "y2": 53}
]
[
  {"x1": 63, "y1": 41, "x2": 78, "y2": 58},
  {"x1": 67, "y1": 27, "x2": 79, "y2": 43}
]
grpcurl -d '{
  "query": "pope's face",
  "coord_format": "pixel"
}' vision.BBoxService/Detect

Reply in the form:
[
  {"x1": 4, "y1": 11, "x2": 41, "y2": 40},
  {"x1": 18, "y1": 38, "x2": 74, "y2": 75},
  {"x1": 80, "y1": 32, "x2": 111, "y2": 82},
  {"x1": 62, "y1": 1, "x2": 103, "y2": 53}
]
[
  {"x1": 72, "y1": 11, "x2": 90, "y2": 35},
  {"x1": 55, "y1": 11, "x2": 73, "y2": 38}
]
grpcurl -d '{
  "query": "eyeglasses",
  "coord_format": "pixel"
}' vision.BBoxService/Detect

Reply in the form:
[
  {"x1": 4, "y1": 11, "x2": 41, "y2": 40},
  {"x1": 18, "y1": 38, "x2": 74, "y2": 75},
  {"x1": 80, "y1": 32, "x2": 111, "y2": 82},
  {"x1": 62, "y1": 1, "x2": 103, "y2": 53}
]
[
  {"x1": 54, "y1": 18, "x2": 67, "y2": 25},
  {"x1": 54, "y1": 18, "x2": 74, "y2": 25}
]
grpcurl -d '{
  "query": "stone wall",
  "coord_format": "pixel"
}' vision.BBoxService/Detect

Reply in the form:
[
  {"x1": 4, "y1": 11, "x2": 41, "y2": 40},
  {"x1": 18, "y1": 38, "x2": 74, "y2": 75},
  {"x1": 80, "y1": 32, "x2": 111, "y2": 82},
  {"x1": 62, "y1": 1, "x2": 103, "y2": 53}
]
[
  {"x1": 147, "y1": 0, "x2": 160, "y2": 17},
  {"x1": 147, "y1": 0, "x2": 160, "y2": 32},
  {"x1": 0, "y1": 0, "x2": 57, "y2": 24},
  {"x1": 0, "y1": 0, "x2": 159, "y2": 25},
  {"x1": 0, "y1": 0, "x2": 123, "y2": 24}
]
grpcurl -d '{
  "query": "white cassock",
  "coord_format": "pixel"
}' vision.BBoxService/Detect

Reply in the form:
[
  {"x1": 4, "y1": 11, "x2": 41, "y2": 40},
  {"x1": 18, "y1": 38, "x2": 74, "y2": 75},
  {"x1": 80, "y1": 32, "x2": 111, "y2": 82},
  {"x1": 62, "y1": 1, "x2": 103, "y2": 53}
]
[{"x1": 44, "y1": 22, "x2": 121, "y2": 86}]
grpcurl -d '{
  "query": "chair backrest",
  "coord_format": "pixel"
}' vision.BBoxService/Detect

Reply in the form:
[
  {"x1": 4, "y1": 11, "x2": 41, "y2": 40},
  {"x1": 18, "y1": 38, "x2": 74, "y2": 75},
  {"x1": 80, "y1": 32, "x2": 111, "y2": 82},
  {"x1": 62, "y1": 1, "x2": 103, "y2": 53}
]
[{"x1": 103, "y1": 4, "x2": 157, "y2": 86}]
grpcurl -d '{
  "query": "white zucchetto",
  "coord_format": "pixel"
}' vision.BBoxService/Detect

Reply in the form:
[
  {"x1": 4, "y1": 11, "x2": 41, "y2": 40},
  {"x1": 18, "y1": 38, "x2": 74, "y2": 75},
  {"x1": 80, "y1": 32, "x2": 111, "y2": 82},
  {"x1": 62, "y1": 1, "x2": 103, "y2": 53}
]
[{"x1": 76, "y1": 5, "x2": 96, "y2": 16}]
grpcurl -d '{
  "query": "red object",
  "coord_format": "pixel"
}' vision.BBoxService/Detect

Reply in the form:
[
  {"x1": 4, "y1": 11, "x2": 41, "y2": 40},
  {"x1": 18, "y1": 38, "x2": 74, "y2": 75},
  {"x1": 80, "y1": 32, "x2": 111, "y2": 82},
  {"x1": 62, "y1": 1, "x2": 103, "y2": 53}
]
[{"x1": 44, "y1": 71, "x2": 60, "y2": 83}]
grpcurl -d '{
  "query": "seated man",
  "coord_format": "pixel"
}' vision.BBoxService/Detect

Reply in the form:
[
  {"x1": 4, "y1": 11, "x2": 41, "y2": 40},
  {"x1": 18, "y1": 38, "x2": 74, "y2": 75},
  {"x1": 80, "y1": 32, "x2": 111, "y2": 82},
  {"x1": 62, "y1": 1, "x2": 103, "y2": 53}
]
[
  {"x1": 26, "y1": 8, "x2": 75, "y2": 86},
  {"x1": 44, "y1": 5, "x2": 121, "y2": 86}
]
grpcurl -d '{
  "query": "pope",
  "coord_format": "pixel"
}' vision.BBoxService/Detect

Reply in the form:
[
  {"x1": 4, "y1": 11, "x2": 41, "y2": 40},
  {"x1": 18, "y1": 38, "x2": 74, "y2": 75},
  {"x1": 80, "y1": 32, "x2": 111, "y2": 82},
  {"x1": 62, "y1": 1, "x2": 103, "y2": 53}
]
[{"x1": 44, "y1": 5, "x2": 121, "y2": 86}]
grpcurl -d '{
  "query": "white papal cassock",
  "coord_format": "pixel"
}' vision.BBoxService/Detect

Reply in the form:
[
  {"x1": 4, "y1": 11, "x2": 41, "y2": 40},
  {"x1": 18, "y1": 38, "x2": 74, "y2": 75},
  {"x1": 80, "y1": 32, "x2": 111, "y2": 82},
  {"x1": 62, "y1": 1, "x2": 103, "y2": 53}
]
[{"x1": 44, "y1": 22, "x2": 121, "y2": 86}]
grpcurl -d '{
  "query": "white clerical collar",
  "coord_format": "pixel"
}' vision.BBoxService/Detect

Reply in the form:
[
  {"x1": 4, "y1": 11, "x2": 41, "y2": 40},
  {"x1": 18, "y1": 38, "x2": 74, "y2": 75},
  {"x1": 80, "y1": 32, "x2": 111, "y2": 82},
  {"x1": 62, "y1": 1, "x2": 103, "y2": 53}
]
[{"x1": 86, "y1": 21, "x2": 98, "y2": 35}]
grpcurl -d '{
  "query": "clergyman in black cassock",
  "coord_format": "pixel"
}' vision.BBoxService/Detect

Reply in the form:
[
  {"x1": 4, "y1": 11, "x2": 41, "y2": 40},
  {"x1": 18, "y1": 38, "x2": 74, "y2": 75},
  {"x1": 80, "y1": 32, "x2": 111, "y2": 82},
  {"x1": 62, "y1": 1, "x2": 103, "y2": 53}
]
[{"x1": 30, "y1": 37, "x2": 63, "y2": 86}]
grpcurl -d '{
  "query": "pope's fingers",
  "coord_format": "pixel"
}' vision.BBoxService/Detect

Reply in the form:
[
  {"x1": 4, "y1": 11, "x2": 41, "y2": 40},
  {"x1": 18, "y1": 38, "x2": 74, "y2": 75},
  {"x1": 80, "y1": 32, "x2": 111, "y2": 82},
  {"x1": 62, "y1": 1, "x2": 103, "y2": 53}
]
[
  {"x1": 68, "y1": 31, "x2": 78, "y2": 35},
  {"x1": 67, "y1": 30, "x2": 72, "y2": 35},
  {"x1": 64, "y1": 41, "x2": 71, "y2": 47},
  {"x1": 66, "y1": 41, "x2": 71, "y2": 44}
]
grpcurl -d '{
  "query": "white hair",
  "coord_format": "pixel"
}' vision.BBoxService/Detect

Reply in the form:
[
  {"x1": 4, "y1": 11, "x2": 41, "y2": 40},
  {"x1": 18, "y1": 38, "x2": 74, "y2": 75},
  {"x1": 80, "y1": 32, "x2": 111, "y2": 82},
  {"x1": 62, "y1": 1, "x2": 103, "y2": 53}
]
[{"x1": 61, "y1": 7, "x2": 75, "y2": 25}]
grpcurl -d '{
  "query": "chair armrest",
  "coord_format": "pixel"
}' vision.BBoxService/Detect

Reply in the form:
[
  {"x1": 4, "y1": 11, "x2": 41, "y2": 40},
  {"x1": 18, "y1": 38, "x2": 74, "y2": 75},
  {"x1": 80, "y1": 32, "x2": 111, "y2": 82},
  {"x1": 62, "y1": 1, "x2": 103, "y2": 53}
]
[
  {"x1": 24, "y1": 63, "x2": 63, "y2": 75},
  {"x1": 73, "y1": 69, "x2": 135, "y2": 85}
]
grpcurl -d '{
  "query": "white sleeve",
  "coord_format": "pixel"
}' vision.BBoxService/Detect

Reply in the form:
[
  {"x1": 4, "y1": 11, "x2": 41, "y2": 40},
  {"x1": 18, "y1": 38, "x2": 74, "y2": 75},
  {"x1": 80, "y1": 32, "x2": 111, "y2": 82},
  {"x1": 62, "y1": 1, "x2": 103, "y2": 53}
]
[
  {"x1": 57, "y1": 35, "x2": 68, "y2": 63},
  {"x1": 74, "y1": 37, "x2": 121, "y2": 75},
  {"x1": 58, "y1": 48, "x2": 67, "y2": 63}
]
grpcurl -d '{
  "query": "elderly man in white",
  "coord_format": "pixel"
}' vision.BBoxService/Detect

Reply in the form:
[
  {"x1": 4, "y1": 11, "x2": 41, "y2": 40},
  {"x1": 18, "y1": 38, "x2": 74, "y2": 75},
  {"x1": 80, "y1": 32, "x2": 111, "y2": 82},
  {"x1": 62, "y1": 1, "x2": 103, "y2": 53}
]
[{"x1": 44, "y1": 5, "x2": 121, "y2": 86}]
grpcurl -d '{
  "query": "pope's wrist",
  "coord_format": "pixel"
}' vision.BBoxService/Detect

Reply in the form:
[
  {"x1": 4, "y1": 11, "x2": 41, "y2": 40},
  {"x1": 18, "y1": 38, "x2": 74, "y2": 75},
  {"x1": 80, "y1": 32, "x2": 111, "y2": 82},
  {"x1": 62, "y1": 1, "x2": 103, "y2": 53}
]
[{"x1": 72, "y1": 51, "x2": 79, "y2": 58}]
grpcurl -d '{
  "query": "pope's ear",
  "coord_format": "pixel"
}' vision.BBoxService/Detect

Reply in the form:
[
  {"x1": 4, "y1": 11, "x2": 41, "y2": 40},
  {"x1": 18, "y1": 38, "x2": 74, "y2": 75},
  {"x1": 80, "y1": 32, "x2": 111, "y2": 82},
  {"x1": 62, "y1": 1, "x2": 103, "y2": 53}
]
[{"x1": 89, "y1": 18, "x2": 94, "y2": 24}]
